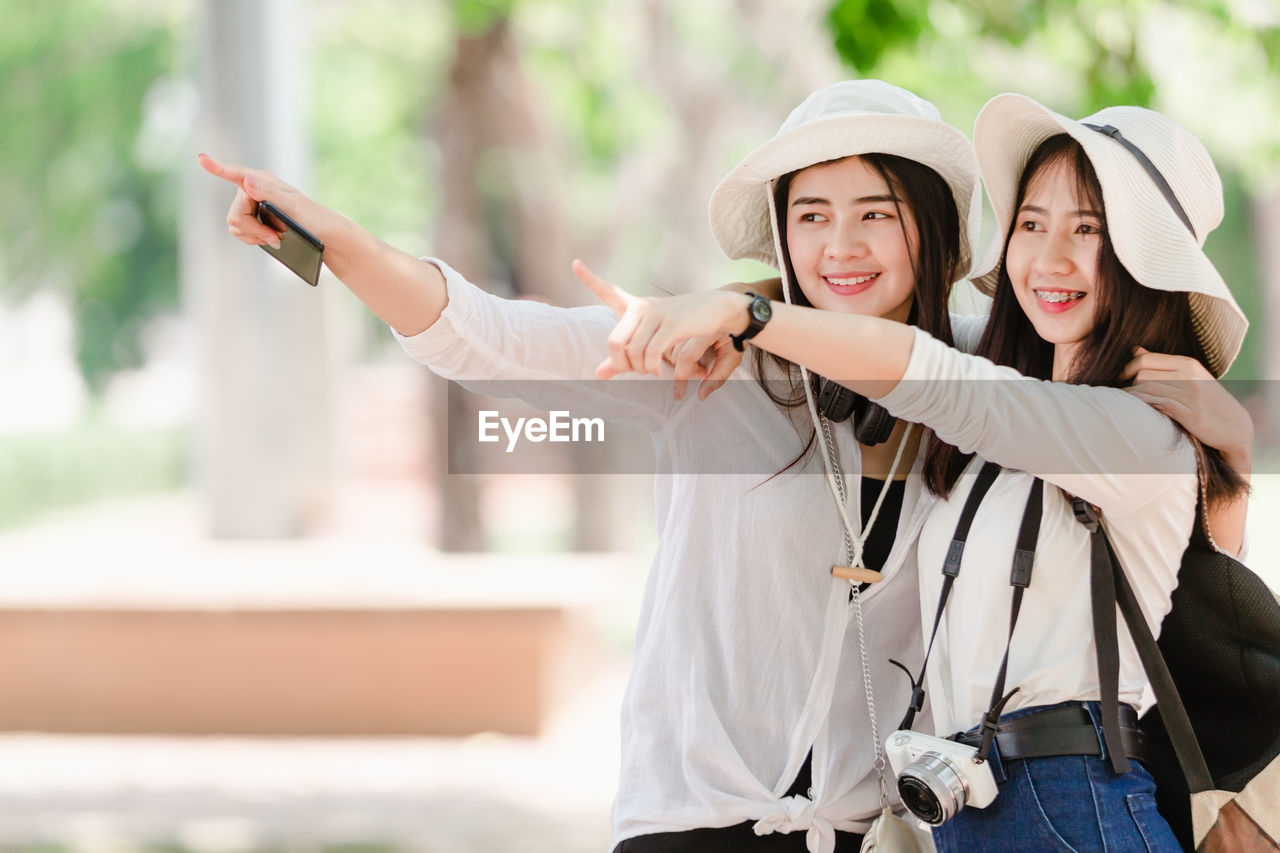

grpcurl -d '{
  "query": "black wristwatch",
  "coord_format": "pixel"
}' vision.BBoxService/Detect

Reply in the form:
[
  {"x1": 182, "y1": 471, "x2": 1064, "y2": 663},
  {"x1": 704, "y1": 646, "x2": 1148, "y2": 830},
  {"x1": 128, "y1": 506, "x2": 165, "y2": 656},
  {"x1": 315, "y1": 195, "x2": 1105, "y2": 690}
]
[{"x1": 730, "y1": 291, "x2": 772, "y2": 352}]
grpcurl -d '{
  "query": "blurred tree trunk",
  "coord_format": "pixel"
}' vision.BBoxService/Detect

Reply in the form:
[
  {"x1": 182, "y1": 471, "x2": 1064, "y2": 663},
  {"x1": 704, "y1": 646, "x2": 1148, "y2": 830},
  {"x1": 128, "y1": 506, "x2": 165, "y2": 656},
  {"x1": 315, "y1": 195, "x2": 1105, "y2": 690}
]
[
  {"x1": 185, "y1": 0, "x2": 330, "y2": 538},
  {"x1": 429, "y1": 22, "x2": 498, "y2": 552},
  {"x1": 431, "y1": 15, "x2": 603, "y2": 550}
]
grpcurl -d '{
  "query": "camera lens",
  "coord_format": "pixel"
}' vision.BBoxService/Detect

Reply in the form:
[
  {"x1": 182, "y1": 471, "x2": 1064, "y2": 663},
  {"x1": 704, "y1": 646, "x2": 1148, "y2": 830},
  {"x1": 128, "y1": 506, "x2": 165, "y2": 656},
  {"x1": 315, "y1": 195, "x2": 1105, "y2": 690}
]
[
  {"x1": 898, "y1": 775, "x2": 945, "y2": 825},
  {"x1": 895, "y1": 752, "x2": 969, "y2": 826}
]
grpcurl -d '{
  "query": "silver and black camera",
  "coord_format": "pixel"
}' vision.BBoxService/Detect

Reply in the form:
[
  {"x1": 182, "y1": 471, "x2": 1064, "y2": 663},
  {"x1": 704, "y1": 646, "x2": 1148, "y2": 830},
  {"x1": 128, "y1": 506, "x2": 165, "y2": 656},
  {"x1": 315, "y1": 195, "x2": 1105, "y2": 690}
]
[{"x1": 885, "y1": 729, "x2": 999, "y2": 826}]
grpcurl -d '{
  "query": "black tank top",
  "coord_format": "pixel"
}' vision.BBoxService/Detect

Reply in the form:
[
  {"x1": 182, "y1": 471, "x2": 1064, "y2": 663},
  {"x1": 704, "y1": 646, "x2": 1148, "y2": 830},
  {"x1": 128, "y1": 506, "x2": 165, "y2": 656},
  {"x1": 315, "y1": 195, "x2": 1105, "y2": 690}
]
[{"x1": 857, "y1": 476, "x2": 906, "y2": 573}]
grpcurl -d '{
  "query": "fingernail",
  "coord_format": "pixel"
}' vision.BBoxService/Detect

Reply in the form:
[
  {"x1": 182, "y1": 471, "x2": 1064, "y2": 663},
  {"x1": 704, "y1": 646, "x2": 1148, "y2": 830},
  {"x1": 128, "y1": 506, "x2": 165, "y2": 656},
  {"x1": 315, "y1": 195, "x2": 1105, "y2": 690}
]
[{"x1": 268, "y1": 236, "x2": 281, "y2": 249}]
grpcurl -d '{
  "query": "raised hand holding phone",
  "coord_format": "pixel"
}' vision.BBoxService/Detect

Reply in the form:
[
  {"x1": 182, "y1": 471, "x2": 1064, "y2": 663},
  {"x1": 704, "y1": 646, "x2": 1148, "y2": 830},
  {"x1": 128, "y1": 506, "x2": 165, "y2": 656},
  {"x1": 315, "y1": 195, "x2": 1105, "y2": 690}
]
[
  {"x1": 255, "y1": 200, "x2": 324, "y2": 287},
  {"x1": 197, "y1": 154, "x2": 325, "y2": 286},
  {"x1": 197, "y1": 152, "x2": 449, "y2": 336}
]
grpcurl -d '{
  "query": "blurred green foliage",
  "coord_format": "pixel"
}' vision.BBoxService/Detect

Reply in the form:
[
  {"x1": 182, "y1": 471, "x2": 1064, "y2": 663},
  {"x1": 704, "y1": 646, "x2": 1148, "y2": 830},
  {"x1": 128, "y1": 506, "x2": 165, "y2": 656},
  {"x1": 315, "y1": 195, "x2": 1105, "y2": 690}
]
[
  {"x1": 1215, "y1": 170, "x2": 1266, "y2": 382},
  {"x1": 826, "y1": 0, "x2": 1278, "y2": 117},
  {"x1": 0, "y1": 0, "x2": 184, "y2": 390},
  {"x1": 455, "y1": 0, "x2": 519, "y2": 34},
  {"x1": 826, "y1": 0, "x2": 1280, "y2": 378},
  {"x1": 828, "y1": 0, "x2": 928, "y2": 71},
  {"x1": 0, "y1": 419, "x2": 187, "y2": 530},
  {"x1": 311, "y1": 1, "x2": 450, "y2": 258},
  {"x1": 1, "y1": 0, "x2": 1274, "y2": 394}
]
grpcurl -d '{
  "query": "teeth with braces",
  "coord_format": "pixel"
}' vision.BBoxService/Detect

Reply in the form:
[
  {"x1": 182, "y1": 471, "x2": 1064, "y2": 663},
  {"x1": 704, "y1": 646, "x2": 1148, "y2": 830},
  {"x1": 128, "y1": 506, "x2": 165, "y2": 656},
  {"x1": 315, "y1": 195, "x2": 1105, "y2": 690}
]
[{"x1": 1036, "y1": 291, "x2": 1084, "y2": 303}]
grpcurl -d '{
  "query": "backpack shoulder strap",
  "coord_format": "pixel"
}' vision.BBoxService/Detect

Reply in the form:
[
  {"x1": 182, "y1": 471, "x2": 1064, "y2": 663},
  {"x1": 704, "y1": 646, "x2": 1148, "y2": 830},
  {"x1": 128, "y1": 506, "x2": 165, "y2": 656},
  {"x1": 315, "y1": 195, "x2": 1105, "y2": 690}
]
[{"x1": 1070, "y1": 496, "x2": 1214, "y2": 790}]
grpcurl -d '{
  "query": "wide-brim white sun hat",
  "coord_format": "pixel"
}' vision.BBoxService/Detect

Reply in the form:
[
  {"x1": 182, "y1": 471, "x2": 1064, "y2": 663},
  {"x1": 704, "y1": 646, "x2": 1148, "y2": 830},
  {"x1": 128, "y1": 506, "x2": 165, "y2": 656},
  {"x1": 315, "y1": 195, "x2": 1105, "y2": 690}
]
[
  {"x1": 971, "y1": 93, "x2": 1248, "y2": 377},
  {"x1": 708, "y1": 79, "x2": 982, "y2": 282}
]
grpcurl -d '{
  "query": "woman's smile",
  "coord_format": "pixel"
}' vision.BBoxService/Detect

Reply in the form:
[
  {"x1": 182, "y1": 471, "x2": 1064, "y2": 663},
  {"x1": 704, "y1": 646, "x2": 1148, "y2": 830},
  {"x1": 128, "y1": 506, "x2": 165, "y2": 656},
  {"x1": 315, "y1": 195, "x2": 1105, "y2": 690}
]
[
  {"x1": 1032, "y1": 287, "x2": 1088, "y2": 313},
  {"x1": 823, "y1": 271, "x2": 882, "y2": 295}
]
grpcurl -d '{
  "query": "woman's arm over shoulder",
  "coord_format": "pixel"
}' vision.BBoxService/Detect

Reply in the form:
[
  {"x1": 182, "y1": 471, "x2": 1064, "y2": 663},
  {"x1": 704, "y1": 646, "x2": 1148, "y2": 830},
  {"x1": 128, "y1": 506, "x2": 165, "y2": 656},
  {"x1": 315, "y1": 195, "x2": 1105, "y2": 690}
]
[{"x1": 877, "y1": 327, "x2": 1198, "y2": 515}]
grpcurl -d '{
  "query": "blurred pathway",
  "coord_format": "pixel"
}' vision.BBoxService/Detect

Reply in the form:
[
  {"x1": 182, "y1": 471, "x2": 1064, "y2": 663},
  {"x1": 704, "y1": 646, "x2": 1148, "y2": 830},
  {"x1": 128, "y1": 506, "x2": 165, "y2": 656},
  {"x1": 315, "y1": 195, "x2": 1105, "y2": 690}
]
[
  {"x1": 0, "y1": 664, "x2": 627, "y2": 852},
  {"x1": 1, "y1": 475, "x2": 1276, "y2": 853},
  {"x1": 0, "y1": 489, "x2": 643, "y2": 853}
]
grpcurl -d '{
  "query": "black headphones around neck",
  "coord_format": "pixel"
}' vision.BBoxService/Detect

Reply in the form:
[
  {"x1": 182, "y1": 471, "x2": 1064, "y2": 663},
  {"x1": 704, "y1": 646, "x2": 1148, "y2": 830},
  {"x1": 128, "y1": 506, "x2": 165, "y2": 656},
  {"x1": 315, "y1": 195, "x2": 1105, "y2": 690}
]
[
  {"x1": 811, "y1": 301, "x2": 912, "y2": 446},
  {"x1": 815, "y1": 379, "x2": 898, "y2": 445}
]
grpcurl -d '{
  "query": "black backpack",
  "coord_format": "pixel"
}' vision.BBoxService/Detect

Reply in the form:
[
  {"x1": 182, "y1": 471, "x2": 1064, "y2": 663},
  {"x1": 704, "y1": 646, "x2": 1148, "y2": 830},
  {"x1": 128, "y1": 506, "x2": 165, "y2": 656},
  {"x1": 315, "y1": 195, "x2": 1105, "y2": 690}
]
[{"x1": 1073, "y1": 498, "x2": 1280, "y2": 851}]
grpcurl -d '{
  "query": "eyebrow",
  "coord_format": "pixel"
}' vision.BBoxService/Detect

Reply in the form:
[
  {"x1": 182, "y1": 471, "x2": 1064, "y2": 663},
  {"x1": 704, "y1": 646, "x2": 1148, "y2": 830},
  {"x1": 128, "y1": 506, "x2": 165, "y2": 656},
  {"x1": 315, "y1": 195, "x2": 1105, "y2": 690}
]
[
  {"x1": 791, "y1": 194, "x2": 898, "y2": 207},
  {"x1": 1019, "y1": 203, "x2": 1102, "y2": 218}
]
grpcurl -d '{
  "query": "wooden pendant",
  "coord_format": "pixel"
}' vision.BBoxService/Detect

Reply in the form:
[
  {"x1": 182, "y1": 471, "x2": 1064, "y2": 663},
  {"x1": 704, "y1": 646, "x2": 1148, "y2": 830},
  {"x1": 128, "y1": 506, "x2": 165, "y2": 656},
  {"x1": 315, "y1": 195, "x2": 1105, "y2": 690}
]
[{"x1": 832, "y1": 565, "x2": 881, "y2": 583}]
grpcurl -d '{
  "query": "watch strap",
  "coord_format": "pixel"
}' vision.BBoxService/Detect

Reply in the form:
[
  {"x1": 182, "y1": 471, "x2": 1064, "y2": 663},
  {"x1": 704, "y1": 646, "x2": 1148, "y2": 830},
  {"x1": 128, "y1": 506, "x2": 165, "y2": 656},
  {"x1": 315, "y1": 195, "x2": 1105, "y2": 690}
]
[{"x1": 730, "y1": 291, "x2": 770, "y2": 352}]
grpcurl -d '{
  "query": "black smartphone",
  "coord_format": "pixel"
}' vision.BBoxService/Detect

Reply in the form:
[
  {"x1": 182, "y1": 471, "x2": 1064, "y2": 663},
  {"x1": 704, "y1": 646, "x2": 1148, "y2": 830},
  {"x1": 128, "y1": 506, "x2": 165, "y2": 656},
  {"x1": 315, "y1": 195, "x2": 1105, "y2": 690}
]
[{"x1": 256, "y1": 200, "x2": 324, "y2": 287}]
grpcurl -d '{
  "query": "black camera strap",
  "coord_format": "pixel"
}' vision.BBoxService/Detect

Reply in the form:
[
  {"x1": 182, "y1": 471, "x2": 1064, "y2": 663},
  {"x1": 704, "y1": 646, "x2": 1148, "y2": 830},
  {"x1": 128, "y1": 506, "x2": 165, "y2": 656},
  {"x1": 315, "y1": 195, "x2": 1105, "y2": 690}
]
[
  {"x1": 894, "y1": 460, "x2": 1000, "y2": 730},
  {"x1": 974, "y1": 475, "x2": 1044, "y2": 763},
  {"x1": 895, "y1": 461, "x2": 1045, "y2": 745}
]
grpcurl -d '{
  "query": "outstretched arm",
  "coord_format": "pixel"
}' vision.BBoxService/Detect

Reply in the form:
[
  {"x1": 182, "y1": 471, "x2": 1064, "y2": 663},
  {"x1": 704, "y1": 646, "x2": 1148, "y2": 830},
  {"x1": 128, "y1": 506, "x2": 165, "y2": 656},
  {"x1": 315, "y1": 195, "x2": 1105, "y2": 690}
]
[
  {"x1": 575, "y1": 262, "x2": 1196, "y2": 516},
  {"x1": 197, "y1": 154, "x2": 446, "y2": 337},
  {"x1": 1123, "y1": 348, "x2": 1252, "y2": 555}
]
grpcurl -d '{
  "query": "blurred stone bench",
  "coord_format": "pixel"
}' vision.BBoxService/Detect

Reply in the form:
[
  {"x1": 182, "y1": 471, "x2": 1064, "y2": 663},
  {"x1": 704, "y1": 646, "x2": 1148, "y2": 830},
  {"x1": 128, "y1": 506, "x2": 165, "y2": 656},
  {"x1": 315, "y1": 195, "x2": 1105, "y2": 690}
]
[{"x1": 0, "y1": 529, "x2": 632, "y2": 736}]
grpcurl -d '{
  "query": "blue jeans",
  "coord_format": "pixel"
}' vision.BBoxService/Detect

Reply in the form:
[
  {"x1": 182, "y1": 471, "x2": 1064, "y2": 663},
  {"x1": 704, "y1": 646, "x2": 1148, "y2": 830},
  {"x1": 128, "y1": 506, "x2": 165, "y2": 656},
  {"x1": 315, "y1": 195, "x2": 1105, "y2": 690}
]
[{"x1": 931, "y1": 702, "x2": 1182, "y2": 853}]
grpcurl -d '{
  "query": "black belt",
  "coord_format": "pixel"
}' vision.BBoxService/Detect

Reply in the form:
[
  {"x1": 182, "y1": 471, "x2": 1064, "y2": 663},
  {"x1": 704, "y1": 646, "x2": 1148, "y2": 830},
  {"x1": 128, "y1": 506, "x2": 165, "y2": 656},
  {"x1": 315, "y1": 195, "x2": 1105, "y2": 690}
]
[{"x1": 957, "y1": 705, "x2": 1150, "y2": 765}]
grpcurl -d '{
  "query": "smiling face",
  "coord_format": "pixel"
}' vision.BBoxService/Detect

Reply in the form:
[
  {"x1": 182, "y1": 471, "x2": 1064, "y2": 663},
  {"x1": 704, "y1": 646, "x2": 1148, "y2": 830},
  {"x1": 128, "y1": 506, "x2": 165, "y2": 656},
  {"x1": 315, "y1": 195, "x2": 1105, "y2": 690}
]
[
  {"x1": 1004, "y1": 157, "x2": 1105, "y2": 379},
  {"x1": 784, "y1": 156, "x2": 919, "y2": 323}
]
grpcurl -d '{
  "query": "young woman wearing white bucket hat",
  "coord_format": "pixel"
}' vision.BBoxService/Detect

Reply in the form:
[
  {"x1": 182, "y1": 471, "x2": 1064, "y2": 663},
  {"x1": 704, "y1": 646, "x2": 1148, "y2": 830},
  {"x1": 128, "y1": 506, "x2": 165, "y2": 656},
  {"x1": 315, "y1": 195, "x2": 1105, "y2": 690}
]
[
  {"x1": 579, "y1": 96, "x2": 1251, "y2": 851},
  {"x1": 200, "y1": 79, "x2": 989, "y2": 852}
]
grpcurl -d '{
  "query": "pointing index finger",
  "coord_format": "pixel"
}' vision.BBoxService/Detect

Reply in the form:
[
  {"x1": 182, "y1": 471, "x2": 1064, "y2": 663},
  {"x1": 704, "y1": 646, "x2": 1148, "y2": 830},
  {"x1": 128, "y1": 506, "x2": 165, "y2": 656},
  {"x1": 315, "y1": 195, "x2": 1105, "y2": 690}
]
[
  {"x1": 572, "y1": 259, "x2": 630, "y2": 317},
  {"x1": 197, "y1": 153, "x2": 246, "y2": 184}
]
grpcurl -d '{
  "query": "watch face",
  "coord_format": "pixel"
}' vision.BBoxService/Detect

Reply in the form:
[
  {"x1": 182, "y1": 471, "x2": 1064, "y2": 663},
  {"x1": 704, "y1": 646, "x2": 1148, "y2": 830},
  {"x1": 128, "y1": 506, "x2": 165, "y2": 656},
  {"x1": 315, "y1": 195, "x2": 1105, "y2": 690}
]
[{"x1": 752, "y1": 299, "x2": 772, "y2": 322}]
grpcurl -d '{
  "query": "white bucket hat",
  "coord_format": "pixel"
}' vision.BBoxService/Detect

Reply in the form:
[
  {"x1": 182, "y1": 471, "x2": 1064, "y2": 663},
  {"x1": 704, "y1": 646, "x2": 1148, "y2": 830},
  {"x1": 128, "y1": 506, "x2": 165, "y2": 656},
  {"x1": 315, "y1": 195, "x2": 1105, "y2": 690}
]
[
  {"x1": 971, "y1": 93, "x2": 1248, "y2": 377},
  {"x1": 708, "y1": 79, "x2": 982, "y2": 282}
]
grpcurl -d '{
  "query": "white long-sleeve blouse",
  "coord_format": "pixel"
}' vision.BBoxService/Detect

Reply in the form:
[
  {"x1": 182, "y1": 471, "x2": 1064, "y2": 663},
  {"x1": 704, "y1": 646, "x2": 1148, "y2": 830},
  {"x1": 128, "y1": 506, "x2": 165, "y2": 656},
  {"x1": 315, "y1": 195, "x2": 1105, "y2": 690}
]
[
  {"x1": 876, "y1": 328, "x2": 1197, "y2": 737},
  {"x1": 395, "y1": 258, "x2": 987, "y2": 851}
]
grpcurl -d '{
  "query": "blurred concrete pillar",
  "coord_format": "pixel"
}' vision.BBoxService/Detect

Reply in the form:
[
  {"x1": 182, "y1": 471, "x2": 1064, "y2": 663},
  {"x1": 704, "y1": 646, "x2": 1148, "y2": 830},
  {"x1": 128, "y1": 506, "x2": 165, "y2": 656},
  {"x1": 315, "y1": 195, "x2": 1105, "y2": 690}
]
[{"x1": 181, "y1": 0, "x2": 331, "y2": 537}]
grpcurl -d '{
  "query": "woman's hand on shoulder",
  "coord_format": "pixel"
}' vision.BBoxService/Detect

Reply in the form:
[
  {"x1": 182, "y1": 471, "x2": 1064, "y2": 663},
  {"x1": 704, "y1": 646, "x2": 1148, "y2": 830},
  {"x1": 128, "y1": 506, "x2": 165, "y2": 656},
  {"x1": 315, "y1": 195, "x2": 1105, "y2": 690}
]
[
  {"x1": 1122, "y1": 347, "x2": 1253, "y2": 467},
  {"x1": 573, "y1": 260, "x2": 749, "y2": 384}
]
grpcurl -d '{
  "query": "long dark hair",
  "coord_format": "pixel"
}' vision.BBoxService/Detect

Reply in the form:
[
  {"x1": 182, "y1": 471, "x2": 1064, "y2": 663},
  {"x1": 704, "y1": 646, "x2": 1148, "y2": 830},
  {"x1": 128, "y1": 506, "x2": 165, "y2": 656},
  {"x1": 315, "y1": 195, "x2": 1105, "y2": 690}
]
[
  {"x1": 754, "y1": 153, "x2": 962, "y2": 471},
  {"x1": 922, "y1": 134, "x2": 1247, "y2": 506}
]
